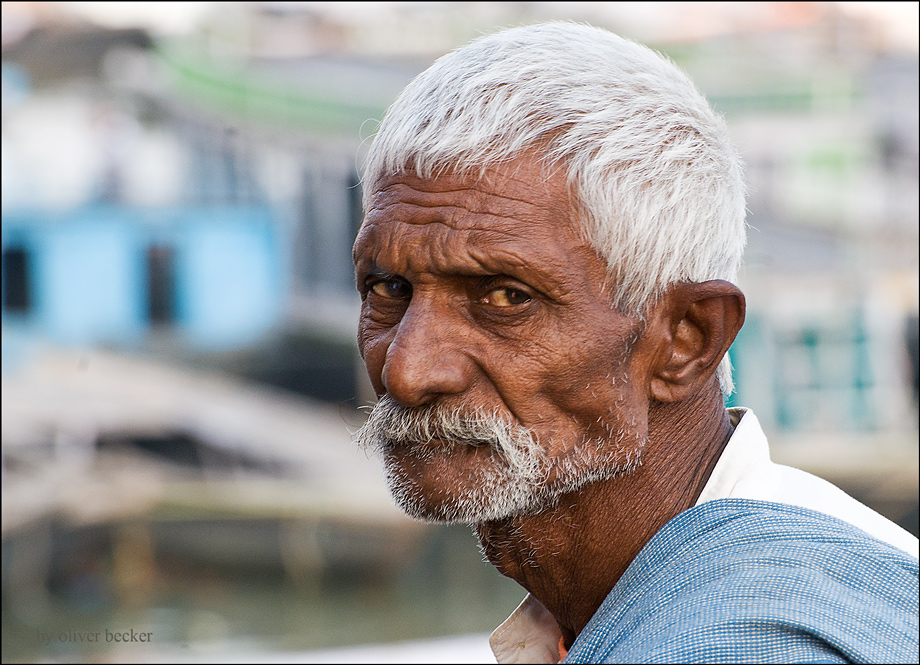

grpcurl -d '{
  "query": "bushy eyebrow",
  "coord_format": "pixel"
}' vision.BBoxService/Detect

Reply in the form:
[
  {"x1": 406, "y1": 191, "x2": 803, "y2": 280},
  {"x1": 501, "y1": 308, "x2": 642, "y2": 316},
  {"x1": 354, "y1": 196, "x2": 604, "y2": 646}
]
[
  {"x1": 357, "y1": 263, "x2": 404, "y2": 286},
  {"x1": 356, "y1": 247, "x2": 573, "y2": 304},
  {"x1": 364, "y1": 264, "x2": 392, "y2": 279}
]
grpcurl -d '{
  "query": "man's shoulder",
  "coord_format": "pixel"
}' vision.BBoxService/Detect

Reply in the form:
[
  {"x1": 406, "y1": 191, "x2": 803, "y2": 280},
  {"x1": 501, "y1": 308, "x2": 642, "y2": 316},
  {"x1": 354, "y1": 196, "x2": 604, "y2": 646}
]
[
  {"x1": 567, "y1": 498, "x2": 919, "y2": 664},
  {"x1": 659, "y1": 498, "x2": 918, "y2": 563}
]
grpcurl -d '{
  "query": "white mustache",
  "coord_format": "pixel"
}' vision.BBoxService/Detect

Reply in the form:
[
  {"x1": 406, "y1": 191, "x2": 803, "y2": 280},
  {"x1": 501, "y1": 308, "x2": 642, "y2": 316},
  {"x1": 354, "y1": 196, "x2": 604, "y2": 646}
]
[{"x1": 353, "y1": 394, "x2": 547, "y2": 479}]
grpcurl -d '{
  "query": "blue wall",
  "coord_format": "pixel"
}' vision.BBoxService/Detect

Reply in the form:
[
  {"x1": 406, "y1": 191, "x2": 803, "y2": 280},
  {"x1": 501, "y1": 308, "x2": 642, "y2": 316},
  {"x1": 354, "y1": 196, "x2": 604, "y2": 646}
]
[
  {"x1": 1, "y1": 205, "x2": 283, "y2": 351},
  {"x1": 177, "y1": 209, "x2": 282, "y2": 347}
]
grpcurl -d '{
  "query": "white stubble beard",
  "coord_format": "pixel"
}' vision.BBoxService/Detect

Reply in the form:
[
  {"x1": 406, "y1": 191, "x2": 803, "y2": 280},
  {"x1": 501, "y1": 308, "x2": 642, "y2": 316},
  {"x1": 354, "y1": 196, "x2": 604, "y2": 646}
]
[{"x1": 353, "y1": 394, "x2": 646, "y2": 525}]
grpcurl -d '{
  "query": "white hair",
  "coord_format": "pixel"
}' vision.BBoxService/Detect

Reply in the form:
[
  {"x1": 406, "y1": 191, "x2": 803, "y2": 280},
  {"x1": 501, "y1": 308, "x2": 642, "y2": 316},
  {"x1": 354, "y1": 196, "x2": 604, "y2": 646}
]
[{"x1": 362, "y1": 22, "x2": 747, "y2": 395}]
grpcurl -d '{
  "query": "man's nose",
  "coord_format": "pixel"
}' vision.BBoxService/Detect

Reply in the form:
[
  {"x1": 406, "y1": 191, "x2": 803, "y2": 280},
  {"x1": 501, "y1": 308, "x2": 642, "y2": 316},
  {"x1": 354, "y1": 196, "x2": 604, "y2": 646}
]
[{"x1": 381, "y1": 302, "x2": 474, "y2": 407}]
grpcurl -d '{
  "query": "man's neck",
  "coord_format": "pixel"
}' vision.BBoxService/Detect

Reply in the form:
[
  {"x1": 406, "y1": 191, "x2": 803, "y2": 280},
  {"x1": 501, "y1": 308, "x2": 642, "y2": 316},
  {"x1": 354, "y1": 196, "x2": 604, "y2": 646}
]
[{"x1": 475, "y1": 387, "x2": 734, "y2": 646}]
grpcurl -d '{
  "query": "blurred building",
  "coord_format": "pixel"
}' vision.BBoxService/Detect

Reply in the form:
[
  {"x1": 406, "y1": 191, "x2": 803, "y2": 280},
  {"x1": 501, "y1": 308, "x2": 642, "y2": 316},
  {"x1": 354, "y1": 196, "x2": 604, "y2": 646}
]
[{"x1": 1, "y1": 5, "x2": 430, "y2": 405}]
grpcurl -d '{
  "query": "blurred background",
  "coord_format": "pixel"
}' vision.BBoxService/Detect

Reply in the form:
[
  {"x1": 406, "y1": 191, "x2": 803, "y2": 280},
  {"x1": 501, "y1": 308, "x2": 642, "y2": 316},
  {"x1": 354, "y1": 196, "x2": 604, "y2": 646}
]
[{"x1": 1, "y1": 2, "x2": 917, "y2": 663}]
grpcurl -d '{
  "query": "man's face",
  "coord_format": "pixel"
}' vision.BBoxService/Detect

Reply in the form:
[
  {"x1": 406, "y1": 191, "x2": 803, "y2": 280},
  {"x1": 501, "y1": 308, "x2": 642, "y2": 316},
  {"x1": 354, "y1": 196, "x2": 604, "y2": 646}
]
[{"x1": 353, "y1": 156, "x2": 649, "y2": 524}]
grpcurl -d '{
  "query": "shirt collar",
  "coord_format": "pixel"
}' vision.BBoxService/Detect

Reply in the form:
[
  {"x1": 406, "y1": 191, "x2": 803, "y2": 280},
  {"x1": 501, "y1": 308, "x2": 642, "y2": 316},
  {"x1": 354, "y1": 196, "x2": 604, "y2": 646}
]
[
  {"x1": 489, "y1": 593, "x2": 565, "y2": 664},
  {"x1": 694, "y1": 407, "x2": 779, "y2": 506}
]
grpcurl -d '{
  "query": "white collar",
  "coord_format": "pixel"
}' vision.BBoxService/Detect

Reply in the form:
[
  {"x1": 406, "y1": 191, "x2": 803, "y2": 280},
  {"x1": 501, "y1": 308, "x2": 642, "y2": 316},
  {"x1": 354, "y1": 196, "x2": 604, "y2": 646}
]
[{"x1": 694, "y1": 407, "x2": 779, "y2": 506}]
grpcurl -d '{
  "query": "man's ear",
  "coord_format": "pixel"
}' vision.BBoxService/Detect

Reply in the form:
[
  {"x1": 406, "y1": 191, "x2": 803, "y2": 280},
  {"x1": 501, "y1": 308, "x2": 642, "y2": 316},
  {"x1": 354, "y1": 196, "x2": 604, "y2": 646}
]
[{"x1": 647, "y1": 280, "x2": 745, "y2": 403}]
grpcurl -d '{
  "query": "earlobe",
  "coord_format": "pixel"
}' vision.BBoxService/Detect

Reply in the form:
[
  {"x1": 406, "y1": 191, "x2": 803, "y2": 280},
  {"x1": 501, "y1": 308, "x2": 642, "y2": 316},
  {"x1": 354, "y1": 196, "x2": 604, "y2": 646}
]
[{"x1": 648, "y1": 281, "x2": 745, "y2": 403}]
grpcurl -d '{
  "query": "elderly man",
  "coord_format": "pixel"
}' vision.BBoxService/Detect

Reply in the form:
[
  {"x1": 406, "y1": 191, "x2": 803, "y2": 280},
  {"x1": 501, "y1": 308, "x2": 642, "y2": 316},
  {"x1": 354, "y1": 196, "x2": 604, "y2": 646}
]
[{"x1": 353, "y1": 22, "x2": 918, "y2": 664}]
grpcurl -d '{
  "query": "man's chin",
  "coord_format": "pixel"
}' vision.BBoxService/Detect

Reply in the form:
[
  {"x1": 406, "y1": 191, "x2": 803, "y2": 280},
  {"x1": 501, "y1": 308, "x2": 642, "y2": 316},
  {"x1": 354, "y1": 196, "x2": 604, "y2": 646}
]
[
  {"x1": 376, "y1": 432, "x2": 647, "y2": 524},
  {"x1": 381, "y1": 447, "x2": 549, "y2": 524}
]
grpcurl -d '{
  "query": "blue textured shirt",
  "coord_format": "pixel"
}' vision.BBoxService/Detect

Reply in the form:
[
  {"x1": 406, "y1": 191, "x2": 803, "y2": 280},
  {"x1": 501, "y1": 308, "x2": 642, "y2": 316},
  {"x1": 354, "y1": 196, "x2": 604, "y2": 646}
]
[{"x1": 565, "y1": 499, "x2": 919, "y2": 664}]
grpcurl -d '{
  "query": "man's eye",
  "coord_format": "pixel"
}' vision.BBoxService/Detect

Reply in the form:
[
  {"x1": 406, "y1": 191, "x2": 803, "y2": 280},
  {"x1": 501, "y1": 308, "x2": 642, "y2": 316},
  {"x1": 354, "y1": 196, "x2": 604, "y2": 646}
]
[
  {"x1": 482, "y1": 287, "x2": 531, "y2": 308},
  {"x1": 370, "y1": 279, "x2": 411, "y2": 300}
]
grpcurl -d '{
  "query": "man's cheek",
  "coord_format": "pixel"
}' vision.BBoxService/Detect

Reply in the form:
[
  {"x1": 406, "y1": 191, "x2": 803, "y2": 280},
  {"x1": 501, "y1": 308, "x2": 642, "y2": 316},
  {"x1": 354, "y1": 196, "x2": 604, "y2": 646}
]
[
  {"x1": 357, "y1": 329, "x2": 369, "y2": 360},
  {"x1": 357, "y1": 316, "x2": 387, "y2": 361},
  {"x1": 359, "y1": 340, "x2": 391, "y2": 394}
]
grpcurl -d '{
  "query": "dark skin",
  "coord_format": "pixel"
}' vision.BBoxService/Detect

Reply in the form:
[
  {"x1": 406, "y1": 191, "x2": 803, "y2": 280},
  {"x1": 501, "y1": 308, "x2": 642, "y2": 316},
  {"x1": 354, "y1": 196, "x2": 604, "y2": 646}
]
[{"x1": 354, "y1": 154, "x2": 745, "y2": 647}]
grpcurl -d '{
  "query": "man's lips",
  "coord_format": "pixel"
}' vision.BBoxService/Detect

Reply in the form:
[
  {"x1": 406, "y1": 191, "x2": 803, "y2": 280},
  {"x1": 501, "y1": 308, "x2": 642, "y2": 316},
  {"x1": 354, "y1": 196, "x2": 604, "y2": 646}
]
[{"x1": 384, "y1": 436, "x2": 494, "y2": 451}]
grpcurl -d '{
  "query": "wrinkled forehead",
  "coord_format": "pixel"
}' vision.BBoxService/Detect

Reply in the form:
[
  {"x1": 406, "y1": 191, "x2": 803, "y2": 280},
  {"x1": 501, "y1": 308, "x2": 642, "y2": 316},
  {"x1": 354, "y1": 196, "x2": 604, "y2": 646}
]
[
  {"x1": 358, "y1": 159, "x2": 571, "y2": 246},
  {"x1": 367, "y1": 153, "x2": 579, "y2": 232},
  {"x1": 363, "y1": 142, "x2": 573, "y2": 213}
]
